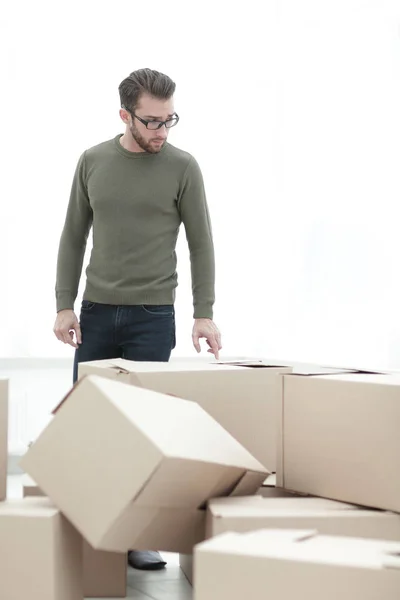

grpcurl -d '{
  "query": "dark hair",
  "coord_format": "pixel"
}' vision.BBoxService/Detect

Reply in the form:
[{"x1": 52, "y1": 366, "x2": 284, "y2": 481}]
[{"x1": 118, "y1": 68, "x2": 176, "y2": 112}]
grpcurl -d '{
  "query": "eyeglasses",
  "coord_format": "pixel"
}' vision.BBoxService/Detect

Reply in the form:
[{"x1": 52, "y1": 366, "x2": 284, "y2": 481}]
[{"x1": 123, "y1": 106, "x2": 180, "y2": 130}]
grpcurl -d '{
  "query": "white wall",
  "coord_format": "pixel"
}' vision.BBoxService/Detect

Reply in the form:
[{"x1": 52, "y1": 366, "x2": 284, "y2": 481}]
[
  {"x1": 0, "y1": 360, "x2": 72, "y2": 455},
  {"x1": 1, "y1": 0, "x2": 400, "y2": 372}
]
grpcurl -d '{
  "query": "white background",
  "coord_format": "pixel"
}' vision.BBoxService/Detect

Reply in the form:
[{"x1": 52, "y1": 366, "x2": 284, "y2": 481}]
[{"x1": 1, "y1": 0, "x2": 400, "y2": 371}]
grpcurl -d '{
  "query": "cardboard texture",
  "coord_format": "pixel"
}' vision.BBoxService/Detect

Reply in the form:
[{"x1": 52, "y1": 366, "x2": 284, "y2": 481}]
[
  {"x1": 0, "y1": 497, "x2": 82, "y2": 600},
  {"x1": 194, "y1": 529, "x2": 400, "y2": 599},
  {"x1": 277, "y1": 372, "x2": 400, "y2": 511},
  {"x1": 0, "y1": 379, "x2": 9, "y2": 501},
  {"x1": 20, "y1": 375, "x2": 267, "y2": 553},
  {"x1": 179, "y1": 553, "x2": 194, "y2": 585},
  {"x1": 206, "y1": 495, "x2": 400, "y2": 540},
  {"x1": 22, "y1": 476, "x2": 127, "y2": 598},
  {"x1": 77, "y1": 358, "x2": 292, "y2": 471}
]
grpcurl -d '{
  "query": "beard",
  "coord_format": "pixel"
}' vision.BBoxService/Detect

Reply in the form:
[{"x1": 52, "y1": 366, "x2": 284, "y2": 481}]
[{"x1": 129, "y1": 122, "x2": 166, "y2": 154}]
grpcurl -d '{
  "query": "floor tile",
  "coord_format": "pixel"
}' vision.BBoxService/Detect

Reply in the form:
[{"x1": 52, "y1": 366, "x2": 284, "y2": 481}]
[
  {"x1": 127, "y1": 563, "x2": 184, "y2": 584},
  {"x1": 88, "y1": 590, "x2": 155, "y2": 600},
  {"x1": 129, "y1": 578, "x2": 193, "y2": 600}
]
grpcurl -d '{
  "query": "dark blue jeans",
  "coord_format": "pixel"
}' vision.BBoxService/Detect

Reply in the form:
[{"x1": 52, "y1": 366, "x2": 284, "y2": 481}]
[{"x1": 73, "y1": 301, "x2": 176, "y2": 383}]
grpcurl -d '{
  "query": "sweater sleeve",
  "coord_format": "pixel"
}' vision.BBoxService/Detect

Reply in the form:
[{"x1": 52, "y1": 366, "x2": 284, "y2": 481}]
[
  {"x1": 55, "y1": 151, "x2": 93, "y2": 312},
  {"x1": 178, "y1": 156, "x2": 215, "y2": 320}
]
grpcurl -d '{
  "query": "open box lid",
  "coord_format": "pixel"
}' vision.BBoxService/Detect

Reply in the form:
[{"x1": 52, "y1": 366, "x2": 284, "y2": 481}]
[
  {"x1": 216, "y1": 359, "x2": 292, "y2": 369},
  {"x1": 79, "y1": 358, "x2": 261, "y2": 375},
  {"x1": 283, "y1": 363, "x2": 385, "y2": 377},
  {"x1": 216, "y1": 357, "x2": 390, "y2": 376}
]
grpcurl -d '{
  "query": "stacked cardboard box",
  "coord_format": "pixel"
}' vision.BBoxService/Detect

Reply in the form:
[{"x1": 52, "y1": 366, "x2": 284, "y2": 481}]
[
  {"x1": 182, "y1": 491, "x2": 400, "y2": 586},
  {"x1": 0, "y1": 381, "x2": 84, "y2": 600},
  {"x1": 194, "y1": 529, "x2": 400, "y2": 599},
  {"x1": 190, "y1": 367, "x2": 400, "y2": 598},
  {"x1": 4, "y1": 371, "x2": 268, "y2": 599},
  {"x1": 0, "y1": 497, "x2": 82, "y2": 600},
  {"x1": 276, "y1": 371, "x2": 400, "y2": 511},
  {"x1": 22, "y1": 476, "x2": 127, "y2": 598},
  {"x1": 4, "y1": 358, "x2": 400, "y2": 598}
]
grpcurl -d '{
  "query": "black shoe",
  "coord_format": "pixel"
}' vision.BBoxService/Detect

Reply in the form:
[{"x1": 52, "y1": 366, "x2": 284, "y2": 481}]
[{"x1": 127, "y1": 550, "x2": 167, "y2": 571}]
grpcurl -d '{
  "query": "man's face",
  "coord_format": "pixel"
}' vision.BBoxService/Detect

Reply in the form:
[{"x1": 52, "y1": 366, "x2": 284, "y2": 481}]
[{"x1": 126, "y1": 93, "x2": 176, "y2": 154}]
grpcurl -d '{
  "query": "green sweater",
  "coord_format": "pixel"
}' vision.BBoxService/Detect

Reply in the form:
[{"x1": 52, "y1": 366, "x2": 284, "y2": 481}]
[{"x1": 56, "y1": 134, "x2": 215, "y2": 319}]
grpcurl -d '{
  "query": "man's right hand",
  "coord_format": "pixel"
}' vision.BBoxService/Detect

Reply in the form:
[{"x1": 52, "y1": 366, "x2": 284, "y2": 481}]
[{"x1": 53, "y1": 309, "x2": 82, "y2": 349}]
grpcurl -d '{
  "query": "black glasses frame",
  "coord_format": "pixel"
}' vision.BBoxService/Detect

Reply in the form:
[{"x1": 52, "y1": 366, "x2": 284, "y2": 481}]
[{"x1": 123, "y1": 106, "x2": 180, "y2": 130}]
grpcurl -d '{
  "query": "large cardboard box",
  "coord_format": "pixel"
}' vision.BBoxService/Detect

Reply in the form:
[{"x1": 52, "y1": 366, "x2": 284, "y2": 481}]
[
  {"x1": 78, "y1": 358, "x2": 292, "y2": 471},
  {"x1": 20, "y1": 375, "x2": 268, "y2": 553},
  {"x1": 0, "y1": 497, "x2": 82, "y2": 600},
  {"x1": 277, "y1": 372, "x2": 400, "y2": 511},
  {"x1": 0, "y1": 379, "x2": 8, "y2": 501},
  {"x1": 182, "y1": 494, "x2": 400, "y2": 588},
  {"x1": 194, "y1": 529, "x2": 400, "y2": 599},
  {"x1": 206, "y1": 495, "x2": 400, "y2": 540},
  {"x1": 22, "y1": 476, "x2": 127, "y2": 598}
]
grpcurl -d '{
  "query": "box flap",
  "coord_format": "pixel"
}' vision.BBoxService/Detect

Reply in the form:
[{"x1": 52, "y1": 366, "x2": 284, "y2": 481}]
[
  {"x1": 208, "y1": 495, "x2": 361, "y2": 517},
  {"x1": 96, "y1": 358, "x2": 136, "y2": 374},
  {"x1": 316, "y1": 372, "x2": 400, "y2": 386},
  {"x1": 216, "y1": 360, "x2": 290, "y2": 369},
  {"x1": 228, "y1": 471, "x2": 270, "y2": 497},
  {"x1": 288, "y1": 366, "x2": 360, "y2": 376},
  {"x1": 85, "y1": 358, "x2": 248, "y2": 374},
  {"x1": 262, "y1": 474, "x2": 276, "y2": 487},
  {"x1": 286, "y1": 362, "x2": 386, "y2": 376}
]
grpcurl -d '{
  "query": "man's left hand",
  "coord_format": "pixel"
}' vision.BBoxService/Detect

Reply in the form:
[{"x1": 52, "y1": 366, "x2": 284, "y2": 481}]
[{"x1": 192, "y1": 319, "x2": 222, "y2": 360}]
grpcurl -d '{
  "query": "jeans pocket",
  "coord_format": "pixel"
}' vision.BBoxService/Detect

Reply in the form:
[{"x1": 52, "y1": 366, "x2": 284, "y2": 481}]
[
  {"x1": 141, "y1": 304, "x2": 174, "y2": 317},
  {"x1": 81, "y1": 300, "x2": 96, "y2": 311}
]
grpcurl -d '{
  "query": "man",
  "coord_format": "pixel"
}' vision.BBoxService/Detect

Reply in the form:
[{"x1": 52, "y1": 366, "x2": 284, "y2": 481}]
[{"x1": 53, "y1": 68, "x2": 222, "y2": 570}]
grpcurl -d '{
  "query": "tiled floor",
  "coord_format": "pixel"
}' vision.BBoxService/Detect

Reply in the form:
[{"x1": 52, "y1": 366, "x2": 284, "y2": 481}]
[{"x1": 7, "y1": 475, "x2": 193, "y2": 600}]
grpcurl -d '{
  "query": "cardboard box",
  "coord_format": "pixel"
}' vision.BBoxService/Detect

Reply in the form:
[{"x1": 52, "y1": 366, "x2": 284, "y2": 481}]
[
  {"x1": 277, "y1": 372, "x2": 400, "y2": 511},
  {"x1": 0, "y1": 379, "x2": 8, "y2": 501},
  {"x1": 179, "y1": 553, "x2": 194, "y2": 585},
  {"x1": 206, "y1": 495, "x2": 400, "y2": 540},
  {"x1": 184, "y1": 494, "x2": 400, "y2": 589},
  {"x1": 20, "y1": 375, "x2": 268, "y2": 553},
  {"x1": 194, "y1": 529, "x2": 400, "y2": 599},
  {"x1": 22, "y1": 476, "x2": 127, "y2": 598},
  {"x1": 78, "y1": 358, "x2": 292, "y2": 471},
  {"x1": 0, "y1": 497, "x2": 82, "y2": 600}
]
